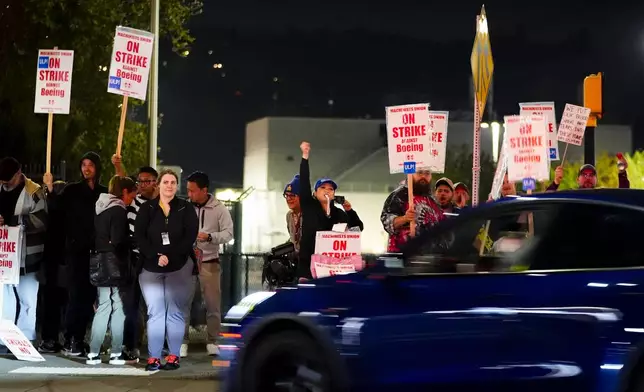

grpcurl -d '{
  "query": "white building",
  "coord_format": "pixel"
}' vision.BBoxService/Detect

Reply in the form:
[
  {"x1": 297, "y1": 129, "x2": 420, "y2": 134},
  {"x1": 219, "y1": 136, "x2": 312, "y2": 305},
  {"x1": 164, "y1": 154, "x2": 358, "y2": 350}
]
[{"x1": 242, "y1": 116, "x2": 632, "y2": 254}]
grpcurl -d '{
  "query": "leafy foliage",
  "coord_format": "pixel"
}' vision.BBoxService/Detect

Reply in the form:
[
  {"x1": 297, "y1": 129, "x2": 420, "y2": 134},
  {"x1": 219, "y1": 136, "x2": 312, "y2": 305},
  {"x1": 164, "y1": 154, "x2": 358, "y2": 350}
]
[
  {"x1": 441, "y1": 144, "x2": 496, "y2": 202},
  {"x1": 0, "y1": 0, "x2": 202, "y2": 180}
]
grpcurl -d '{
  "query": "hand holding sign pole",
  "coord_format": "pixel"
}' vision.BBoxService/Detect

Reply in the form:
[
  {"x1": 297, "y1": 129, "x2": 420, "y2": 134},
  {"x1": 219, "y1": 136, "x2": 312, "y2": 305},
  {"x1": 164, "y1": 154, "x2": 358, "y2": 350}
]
[{"x1": 107, "y1": 26, "x2": 155, "y2": 156}]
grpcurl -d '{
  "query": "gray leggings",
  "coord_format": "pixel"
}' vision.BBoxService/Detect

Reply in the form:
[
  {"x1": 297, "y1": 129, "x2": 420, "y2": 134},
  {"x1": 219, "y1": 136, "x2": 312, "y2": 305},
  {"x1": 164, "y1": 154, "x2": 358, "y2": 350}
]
[{"x1": 139, "y1": 260, "x2": 196, "y2": 358}]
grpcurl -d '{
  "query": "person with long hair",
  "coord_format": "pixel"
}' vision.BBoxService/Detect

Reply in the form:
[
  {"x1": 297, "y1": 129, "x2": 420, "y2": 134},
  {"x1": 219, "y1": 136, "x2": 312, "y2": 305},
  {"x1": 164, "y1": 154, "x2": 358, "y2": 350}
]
[
  {"x1": 86, "y1": 176, "x2": 136, "y2": 365},
  {"x1": 135, "y1": 169, "x2": 198, "y2": 371}
]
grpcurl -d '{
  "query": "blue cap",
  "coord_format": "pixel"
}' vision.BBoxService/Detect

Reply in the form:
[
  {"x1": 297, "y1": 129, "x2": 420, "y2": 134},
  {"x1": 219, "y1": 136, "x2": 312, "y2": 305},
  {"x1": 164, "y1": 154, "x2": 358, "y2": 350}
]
[
  {"x1": 284, "y1": 175, "x2": 300, "y2": 195},
  {"x1": 314, "y1": 178, "x2": 338, "y2": 191}
]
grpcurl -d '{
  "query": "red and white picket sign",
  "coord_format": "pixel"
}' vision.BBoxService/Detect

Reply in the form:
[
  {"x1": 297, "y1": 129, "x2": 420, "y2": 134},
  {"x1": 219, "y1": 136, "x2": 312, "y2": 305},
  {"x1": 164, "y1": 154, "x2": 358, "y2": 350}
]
[{"x1": 310, "y1": 254, "x2": 364, "y2": 279}]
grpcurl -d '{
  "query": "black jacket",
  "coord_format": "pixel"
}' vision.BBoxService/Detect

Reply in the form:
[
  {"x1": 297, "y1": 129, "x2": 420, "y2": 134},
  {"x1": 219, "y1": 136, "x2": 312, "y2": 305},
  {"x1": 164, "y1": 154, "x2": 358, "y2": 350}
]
[
  {"x1": 134, "y1": 196, "x2": 198, "y2": 273},
  {"x1": 50, "y1": 152, "x2": 107, "y2": 255},
  {"x1": 94, "y1": 193, "x2": 130, "y2": 261},
  {"x1": 297, "y1": 158, "x2": 364, "y2": 278}
]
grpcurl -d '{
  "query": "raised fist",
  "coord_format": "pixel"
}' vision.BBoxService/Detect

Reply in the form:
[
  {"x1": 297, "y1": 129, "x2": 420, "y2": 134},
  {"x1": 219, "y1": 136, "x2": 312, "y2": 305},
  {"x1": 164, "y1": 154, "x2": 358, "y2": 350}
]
[{"x1": 300, "y1": 141, "x2": 310, "y2": 157}]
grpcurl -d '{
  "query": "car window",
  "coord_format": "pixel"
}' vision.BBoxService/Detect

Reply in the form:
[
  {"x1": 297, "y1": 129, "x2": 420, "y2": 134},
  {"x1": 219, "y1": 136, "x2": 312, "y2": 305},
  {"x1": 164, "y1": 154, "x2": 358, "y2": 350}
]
[
  {"x1": 410, "y1": 204, "x2": 558, "y2": 272},
  {"x1": 530, "y1": 204, "x2": 644, "y2": 270}
]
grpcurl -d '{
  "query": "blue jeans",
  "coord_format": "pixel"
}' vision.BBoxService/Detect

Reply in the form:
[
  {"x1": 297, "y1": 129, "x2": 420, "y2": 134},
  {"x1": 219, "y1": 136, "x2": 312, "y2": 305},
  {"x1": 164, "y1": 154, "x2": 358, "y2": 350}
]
[
  {"x1": 139, "y1": 260, "x2": 195, "y2": 359},
  {"x1": 89, "y1": 287, "x2": 126, "y2": 355},
  {"x1": 2, "y1": 272, "x2": 39, "y2": 340}
]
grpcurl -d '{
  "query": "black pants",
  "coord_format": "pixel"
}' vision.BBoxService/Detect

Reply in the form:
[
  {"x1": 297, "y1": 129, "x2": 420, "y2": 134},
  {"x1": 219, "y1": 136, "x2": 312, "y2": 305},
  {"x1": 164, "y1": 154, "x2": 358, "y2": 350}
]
[
  {"x1": 122, "y1": 273, "x2": 143, "y2": 351},
  {"x1": 40, "y1": 283, "x2": 67, "y2": 342},
  {"x1": 64, "y1": 253, "x2": 97, "y2": 342}
]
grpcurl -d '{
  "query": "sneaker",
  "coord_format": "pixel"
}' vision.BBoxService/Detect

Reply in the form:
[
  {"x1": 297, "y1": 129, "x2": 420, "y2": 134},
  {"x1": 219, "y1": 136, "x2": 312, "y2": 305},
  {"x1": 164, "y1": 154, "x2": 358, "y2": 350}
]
[
  {"x1": 206, "y1": 343, "x2": 220, "y2": 356},
  {"x1": 86, "y1": 353, "x2": 101, "y2": 365},
  {"x1": 38, "y1": 340, "x2": 62, "y2": 354},
  {"x1": 180, "y1": 343, "x2": 188, "y2": 358},
  {"x1": 121, "y1": 350, "x2": 139, "y2": 363},
  {"x1": 146, "y1": 357, "x2": 162, "y2": 371},
  {"x1": 162, "y1": 354, "x2": 180, "y2": 370},
  {"x1": 109, "y1": 353, "x2": 126, "y2": 365},
  {"x1": 63, "y1": 339, "x2": 86, "y2": 357}
]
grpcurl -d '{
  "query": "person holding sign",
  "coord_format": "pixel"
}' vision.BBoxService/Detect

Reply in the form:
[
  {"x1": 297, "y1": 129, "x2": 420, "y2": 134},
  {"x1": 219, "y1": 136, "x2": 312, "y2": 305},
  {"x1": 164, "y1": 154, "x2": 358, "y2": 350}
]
[
  {"x1": 0, "y1": 158, "x2": 48, "y2": 344},
  {"x1": 546, "y1": 160, "x2": 630, "y2": 191},
  {"x1": 43, "y1": 151, "x2": 107, "y2": 357},
  {"x1": 297, "y1": 142, "x2": 364, "y2": 281},
  {"x1": 380, "y1": 169, "x2": 444, "y2": 252}
]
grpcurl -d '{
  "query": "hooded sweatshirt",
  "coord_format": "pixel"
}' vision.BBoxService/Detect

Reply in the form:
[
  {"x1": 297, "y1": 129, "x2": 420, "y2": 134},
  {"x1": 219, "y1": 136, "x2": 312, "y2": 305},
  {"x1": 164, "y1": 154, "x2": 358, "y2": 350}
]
[
  {"x1": 51, "y1": 152, "x2": 108, "y2": 255},
  {"x1": 94, "y1": 193, "x2": 129, "y2": 260},
  {"x1": 193, "y1": 194, "x2": 234, "y2": 262},
  {"x1": 0, "y1": 175, "x2": 48, "y2": 274}
]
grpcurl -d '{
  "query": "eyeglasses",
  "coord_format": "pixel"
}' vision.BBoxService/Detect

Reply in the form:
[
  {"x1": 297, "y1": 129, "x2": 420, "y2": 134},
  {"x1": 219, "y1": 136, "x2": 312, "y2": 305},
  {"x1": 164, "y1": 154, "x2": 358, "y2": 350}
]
[
  {"x1": 579, "y1": 172, "x2": 596, "y2": 179},
  {"x1": 137, "y1": 179, "x2": 155, "y2": 185},
  {"x1": 284, "y1": 193, "x2": 298, "y2": 200}
]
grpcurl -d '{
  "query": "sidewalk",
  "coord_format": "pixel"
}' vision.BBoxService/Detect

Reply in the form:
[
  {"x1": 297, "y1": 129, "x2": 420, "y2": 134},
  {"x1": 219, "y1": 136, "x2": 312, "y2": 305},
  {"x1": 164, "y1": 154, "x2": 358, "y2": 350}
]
[{"x1": 0, "y1": 344, "x2": 224, "y2": 391}]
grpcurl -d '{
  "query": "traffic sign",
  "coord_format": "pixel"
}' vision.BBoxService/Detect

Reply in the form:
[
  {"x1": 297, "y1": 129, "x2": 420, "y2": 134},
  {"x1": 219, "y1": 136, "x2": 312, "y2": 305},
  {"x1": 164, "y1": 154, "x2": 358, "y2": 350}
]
[{"x1": 470, "y1": 6, "x2": 494, "y2": 115}]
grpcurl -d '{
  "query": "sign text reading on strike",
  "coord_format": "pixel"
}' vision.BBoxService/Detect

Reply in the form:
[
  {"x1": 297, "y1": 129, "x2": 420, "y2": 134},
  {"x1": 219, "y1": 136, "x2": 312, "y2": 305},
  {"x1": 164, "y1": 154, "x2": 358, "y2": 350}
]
[{"x1": 392, "y1": 112, "x2": 427, "y2": 152}]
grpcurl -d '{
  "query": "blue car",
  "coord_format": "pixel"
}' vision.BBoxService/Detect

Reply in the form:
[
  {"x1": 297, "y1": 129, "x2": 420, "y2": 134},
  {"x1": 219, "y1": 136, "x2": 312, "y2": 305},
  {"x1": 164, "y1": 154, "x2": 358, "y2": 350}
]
[{"x1": 219, "y1": 189, "x2": 644, "y2": 392}]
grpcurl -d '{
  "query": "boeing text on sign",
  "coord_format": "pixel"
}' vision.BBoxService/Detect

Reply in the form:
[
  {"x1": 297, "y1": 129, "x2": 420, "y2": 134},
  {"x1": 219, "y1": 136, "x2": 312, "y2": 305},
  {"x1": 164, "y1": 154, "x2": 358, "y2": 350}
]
[
  {"x1": 34, "y1": 50, "x2": 74, "y2": 114},
  {"x1": 107, "y1": 26, "x2": 155, "y2": 101}
]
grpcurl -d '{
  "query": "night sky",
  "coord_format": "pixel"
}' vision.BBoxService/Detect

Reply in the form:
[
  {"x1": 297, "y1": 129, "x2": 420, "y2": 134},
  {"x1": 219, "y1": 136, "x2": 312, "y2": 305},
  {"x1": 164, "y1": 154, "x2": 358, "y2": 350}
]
[{"x1": 157, "y1": 1, "x2": 644, "y2": 188}]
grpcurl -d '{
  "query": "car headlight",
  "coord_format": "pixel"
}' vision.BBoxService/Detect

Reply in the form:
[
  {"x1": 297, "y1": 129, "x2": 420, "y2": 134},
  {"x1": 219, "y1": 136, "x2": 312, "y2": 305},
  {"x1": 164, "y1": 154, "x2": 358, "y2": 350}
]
[{"x1": 225, "y1": 291, "x2": 276, "y2": 321}]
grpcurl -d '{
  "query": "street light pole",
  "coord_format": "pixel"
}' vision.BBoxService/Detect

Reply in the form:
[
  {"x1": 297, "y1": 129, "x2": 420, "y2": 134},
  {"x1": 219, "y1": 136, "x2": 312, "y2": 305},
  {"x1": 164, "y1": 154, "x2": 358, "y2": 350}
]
[{"x1": 148, "y1": 0, "x2": 160, "y2": 168}]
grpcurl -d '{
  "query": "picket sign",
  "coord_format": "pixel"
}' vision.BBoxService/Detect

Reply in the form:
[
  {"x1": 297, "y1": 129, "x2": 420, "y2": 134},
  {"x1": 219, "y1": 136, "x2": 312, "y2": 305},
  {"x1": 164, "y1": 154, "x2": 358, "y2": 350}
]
[
  {"x1": 107, "y1": 26, "x2": 155, "y2": 155},
  {"x1": 34, "y1": 46, "x2": 74, "y2": 174},
  {"x1": 505, "y1": 115, "x2": 550, "y2": 183},
  {"x1": 0, "y1": 226, "x2": 42, "y2": 361},
  {"x1": 557, "y1": 103, "x2": 591, "y2": 165},
  {"x1": 312, "y1": 231, "x2": 363, "y2": 279},
  {"x1": 519, "y1": 102, "x2": 559, "y2": 161},
  {"x1": 489, "y1": 130, "x2": 508, "y2": 200}
]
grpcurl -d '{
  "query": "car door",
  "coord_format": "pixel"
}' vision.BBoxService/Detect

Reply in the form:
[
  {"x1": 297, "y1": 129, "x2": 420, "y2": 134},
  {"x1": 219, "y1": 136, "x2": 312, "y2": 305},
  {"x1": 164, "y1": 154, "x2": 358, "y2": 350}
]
[
  {"x1": 501, "y1": 202, "x2": 644, "y2": 391},
  {"x1": 358, "y1": 201, "x2": 561, "y2": 391}
]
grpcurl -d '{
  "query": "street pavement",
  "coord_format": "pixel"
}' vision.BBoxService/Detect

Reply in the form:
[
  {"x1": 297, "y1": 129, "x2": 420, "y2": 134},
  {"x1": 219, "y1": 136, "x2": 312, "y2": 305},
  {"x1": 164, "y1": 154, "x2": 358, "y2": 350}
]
[{"x1": 0, "y1": 343, "x2": 223, "y2": 391}]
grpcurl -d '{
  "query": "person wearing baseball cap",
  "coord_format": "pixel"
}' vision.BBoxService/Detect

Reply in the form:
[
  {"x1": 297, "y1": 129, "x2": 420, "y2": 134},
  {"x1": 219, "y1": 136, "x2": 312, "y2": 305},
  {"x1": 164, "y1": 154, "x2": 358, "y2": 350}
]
[
  {"x1": 434, "y1": 177, "x2": 460, "y2": 214},
  {"x1": 547, "y1": 159, "x2": 630, "y2": 191},
  {"x1": 0, "y1": 157, "x2": 48, "y2": 349},
  {"x1": 452, "y1": 182, "x2": 470, "y2": 208},
  {"x1": 283, "y1": 175, "x2": 302, "y2": 252},
  {"x1": 297, "y1": 142, "x2": 363, "y2": 281}
]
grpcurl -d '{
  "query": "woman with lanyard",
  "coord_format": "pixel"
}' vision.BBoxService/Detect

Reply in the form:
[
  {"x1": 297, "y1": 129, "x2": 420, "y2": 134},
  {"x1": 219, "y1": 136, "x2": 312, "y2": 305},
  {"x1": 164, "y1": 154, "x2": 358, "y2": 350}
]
[{"x1": 135, "y1": 169, "x2": 198, "y2": 371}]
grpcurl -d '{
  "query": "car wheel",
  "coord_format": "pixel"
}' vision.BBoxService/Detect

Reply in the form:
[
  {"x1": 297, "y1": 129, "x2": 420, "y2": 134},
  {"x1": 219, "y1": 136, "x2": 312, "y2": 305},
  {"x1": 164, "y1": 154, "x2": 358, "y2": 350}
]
[{"x1": 240, "y1": 330, "x2": 344, "y2": 392}]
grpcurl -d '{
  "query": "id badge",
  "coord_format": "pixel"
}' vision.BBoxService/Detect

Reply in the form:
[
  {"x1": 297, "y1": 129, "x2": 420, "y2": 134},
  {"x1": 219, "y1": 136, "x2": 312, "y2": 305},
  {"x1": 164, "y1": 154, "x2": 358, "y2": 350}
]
[{"x1": 161, "y1": 232, "x2": 170, "y2": 245}]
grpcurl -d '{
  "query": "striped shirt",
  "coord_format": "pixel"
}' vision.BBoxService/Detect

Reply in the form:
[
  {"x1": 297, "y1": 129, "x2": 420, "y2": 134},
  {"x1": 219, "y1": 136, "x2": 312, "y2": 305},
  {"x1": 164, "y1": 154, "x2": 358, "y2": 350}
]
[{"x1": 127, "y1": 194, "x2": 149, "y2": 252}]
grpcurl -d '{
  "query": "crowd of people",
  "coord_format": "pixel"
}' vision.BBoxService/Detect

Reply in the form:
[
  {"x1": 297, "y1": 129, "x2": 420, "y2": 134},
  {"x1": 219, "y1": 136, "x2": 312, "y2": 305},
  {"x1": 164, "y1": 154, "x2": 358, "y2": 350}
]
[
  {"x1": 0, "y1": 144, "x2": 630, "y2": 370},
  {"x1": 282, "y1": 141, "x2": 630, "y2": 272},
  {"x1": 0, "y1": 153, "x2": 233, "y2": 371}
]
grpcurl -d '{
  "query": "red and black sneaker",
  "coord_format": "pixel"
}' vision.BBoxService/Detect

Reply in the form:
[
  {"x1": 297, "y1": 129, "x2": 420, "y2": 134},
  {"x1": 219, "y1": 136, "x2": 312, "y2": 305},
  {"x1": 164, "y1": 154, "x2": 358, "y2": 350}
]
[
  {"x1": 146, "y1": 357, "x2": 162, "y2": 371},
  {"x1": 162, "y1": 354, "x2": 180, "y2": 370}
]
